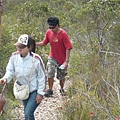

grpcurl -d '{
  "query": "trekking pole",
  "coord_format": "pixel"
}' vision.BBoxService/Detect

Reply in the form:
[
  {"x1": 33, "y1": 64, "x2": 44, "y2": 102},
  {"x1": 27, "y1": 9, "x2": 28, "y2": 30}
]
[{"x1": 1, "y1": 82, "x2": 6, "y2": 96}]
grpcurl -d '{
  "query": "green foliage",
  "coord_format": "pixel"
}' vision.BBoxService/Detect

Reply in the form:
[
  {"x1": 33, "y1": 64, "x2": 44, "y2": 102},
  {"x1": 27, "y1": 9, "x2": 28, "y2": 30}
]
[
  {"x1": 0, "y1": 98, "x2": 20, "y2": 119},
  {"x1": 0, "y1": 0, "x2": 120, "y2": 119},
  {"x1": 62, "y1": 1, "x2": 120, "y2": 119},
  {"x1": 111, "y1": 24, "x2": 120, "y2": 47},
  {"x1": 63, "y1": 62, "x2": 120, "y2": 119}
]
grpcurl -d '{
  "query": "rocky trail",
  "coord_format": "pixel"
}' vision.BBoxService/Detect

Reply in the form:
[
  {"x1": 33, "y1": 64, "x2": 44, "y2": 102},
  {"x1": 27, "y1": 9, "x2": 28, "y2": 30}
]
[{"x1": 12, "y1": 77, "x2": 71, "y2": 120}]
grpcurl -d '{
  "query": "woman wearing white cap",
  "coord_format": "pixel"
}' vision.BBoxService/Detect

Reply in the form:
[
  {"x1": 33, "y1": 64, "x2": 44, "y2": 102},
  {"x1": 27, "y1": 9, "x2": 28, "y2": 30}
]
[{"x1": 0, "y1": 34, "x2": 46, "y2": 120}]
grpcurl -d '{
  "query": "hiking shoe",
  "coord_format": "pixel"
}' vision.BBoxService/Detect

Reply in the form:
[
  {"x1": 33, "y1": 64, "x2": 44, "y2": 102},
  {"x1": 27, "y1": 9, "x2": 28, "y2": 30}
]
[
  {"x1": 60, "y1": 89, "x2": 66, "y2": 96},
  {"x1": 44, "y1": 89, "x2": 53, "y2": 97}
]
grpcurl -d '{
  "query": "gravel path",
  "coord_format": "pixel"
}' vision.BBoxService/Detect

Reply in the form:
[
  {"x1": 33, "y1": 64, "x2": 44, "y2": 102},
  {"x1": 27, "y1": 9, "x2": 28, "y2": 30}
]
[{"x1": 12, "y1": 77, "x2": 71, "y2": 120}]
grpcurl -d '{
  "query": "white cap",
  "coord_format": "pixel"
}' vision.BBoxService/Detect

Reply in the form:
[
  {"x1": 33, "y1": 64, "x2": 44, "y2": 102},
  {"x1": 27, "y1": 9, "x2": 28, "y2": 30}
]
[{"x1": 14, "y1": 34, "x2": 28, "y2": 48}]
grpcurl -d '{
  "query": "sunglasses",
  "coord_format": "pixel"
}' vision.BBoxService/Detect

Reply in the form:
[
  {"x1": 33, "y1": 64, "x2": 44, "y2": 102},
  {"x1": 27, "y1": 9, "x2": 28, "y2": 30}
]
[{"x1": 49, "y1": 26, "x2": 56, "y2": 29}]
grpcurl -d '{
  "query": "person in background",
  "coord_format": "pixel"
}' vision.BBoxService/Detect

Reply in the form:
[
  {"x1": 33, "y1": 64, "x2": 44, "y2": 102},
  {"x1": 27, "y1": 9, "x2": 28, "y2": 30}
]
[
  {"x1": 0, "y1": 34, "x2": 46, "y2": 120},
  {"x1": 36, "y1": 16, "x2": 72, "y2": 97}
]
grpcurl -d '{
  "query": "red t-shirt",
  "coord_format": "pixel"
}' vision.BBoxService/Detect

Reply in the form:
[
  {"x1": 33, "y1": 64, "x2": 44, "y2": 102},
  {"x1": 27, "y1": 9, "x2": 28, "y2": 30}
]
[{"x1": 43, "y1": 29, "x2": 72, "y2": 65}]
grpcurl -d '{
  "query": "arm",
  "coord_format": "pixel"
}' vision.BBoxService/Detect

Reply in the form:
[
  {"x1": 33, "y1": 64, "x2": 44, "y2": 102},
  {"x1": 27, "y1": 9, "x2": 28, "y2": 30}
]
[
  {"x1": 62, "y1": 31, "x2": 72, "y2": 68},
  {"x1": 36, "y1": 57, "x2": 46, "y2": 103},
  {"x1": 36, "y1": 41, "x2": 46, "y2": 46},
  {"x1": 37, "y1": 63, "x2": 46, "y2": 96},
  {"x1": 36, "y1": 67, "x2": 46, "y2": 103},
  {"x1": 0, "y1": 55, "x2": 15, "y2": 84},
  {"x1": 63, "y1": 49, "x2": 71, "y2": 69},
  {"x1": 36, "y1": 31, "x2": 49, "y2": 47},
  {"x1": 66, "y1": 49, "x2": 71, "y2": 62}
]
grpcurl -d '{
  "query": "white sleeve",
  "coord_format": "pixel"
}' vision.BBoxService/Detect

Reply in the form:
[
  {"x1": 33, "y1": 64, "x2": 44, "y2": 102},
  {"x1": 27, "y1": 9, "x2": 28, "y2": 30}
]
[
  {"x1": 36, "y1": 57, "x2": 46, "y2": 96},
  {"x1": 3, "y1": 55, "x2": 15, "y2": 83}
]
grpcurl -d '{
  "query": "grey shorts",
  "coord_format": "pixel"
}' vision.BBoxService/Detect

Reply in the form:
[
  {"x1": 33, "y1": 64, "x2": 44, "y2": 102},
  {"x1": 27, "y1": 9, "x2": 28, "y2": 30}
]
[{"x1": 46, "y1": 58, "x2": 67, "y2": 80}]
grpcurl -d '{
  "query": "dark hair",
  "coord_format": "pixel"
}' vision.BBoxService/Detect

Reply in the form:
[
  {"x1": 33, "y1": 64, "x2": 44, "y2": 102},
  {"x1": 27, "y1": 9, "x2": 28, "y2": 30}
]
[
  {"x1": 27, "y1": 36, "x2": 36, "y2": 53},
  {"x1": 47, "y1": 16, "x2": 59, "y2": 27}
]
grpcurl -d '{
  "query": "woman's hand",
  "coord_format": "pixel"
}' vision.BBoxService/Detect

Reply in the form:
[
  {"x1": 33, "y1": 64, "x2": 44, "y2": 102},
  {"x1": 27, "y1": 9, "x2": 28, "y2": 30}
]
[
  {"x1": 0, "y1": 78, "x2": 6, "y2": 84},
  {"x1": 36, "y1": 94, "x2": 43, "y2": 104}
]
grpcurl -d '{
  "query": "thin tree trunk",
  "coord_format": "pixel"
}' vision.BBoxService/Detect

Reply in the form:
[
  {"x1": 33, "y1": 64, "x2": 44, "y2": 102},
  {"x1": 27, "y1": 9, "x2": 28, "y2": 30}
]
[{"x1": 0, "y1": 0, "x2": 3, "y2": 45}]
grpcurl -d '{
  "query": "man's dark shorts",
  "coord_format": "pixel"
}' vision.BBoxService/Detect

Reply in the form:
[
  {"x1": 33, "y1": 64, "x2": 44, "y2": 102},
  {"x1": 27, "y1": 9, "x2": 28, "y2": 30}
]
[{"x1": 46, "y1": 58, "x2": 67, "y2": 80}]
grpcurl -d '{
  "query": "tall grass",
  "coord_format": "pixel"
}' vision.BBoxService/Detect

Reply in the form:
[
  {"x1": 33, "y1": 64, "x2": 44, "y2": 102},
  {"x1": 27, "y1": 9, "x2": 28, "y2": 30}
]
[{"x1": 59, "y1": 52, "x2": 120, "y2": 120}]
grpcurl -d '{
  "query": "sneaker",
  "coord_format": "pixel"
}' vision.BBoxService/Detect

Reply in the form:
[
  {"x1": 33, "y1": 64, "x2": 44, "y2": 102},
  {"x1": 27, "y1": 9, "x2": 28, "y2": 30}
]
[
  {"x1": 60, "y1": 89, "x2": 66, "y2": 96},
  {"x1": 44, "y1": 89, "x2": 53, "y2": 97}
]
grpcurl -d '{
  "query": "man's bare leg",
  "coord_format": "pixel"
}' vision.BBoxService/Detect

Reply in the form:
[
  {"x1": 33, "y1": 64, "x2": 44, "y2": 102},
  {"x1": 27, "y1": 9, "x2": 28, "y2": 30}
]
[
  {"x1": 60, "y1": 78, "x2": 65, "y2": 90},
  {"x1": 48, "y1": 78, "x2": 54, "y2": 90},
  {"x1": 44, "y1": 78, "x2": 54, "y2": 97}
]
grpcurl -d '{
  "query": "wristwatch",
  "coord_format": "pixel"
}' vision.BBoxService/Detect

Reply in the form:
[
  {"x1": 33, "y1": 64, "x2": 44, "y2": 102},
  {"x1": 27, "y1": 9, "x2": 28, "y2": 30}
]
[{"x1": 66, "y1": 59, "x2": 69, "y2": 62}]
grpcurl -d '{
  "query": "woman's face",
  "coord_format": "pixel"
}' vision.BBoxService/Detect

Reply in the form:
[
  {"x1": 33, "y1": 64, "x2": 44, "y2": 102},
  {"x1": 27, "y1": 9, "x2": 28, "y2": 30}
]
[{"x1": 16, "y1": 46, "x2": 29, "y2": 57}]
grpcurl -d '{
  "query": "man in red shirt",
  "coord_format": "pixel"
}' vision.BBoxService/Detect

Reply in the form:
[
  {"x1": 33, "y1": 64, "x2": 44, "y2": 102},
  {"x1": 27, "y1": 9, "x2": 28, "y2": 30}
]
[{"x1": 36, "y1": 16, "x2": 72, "y2": 97}]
